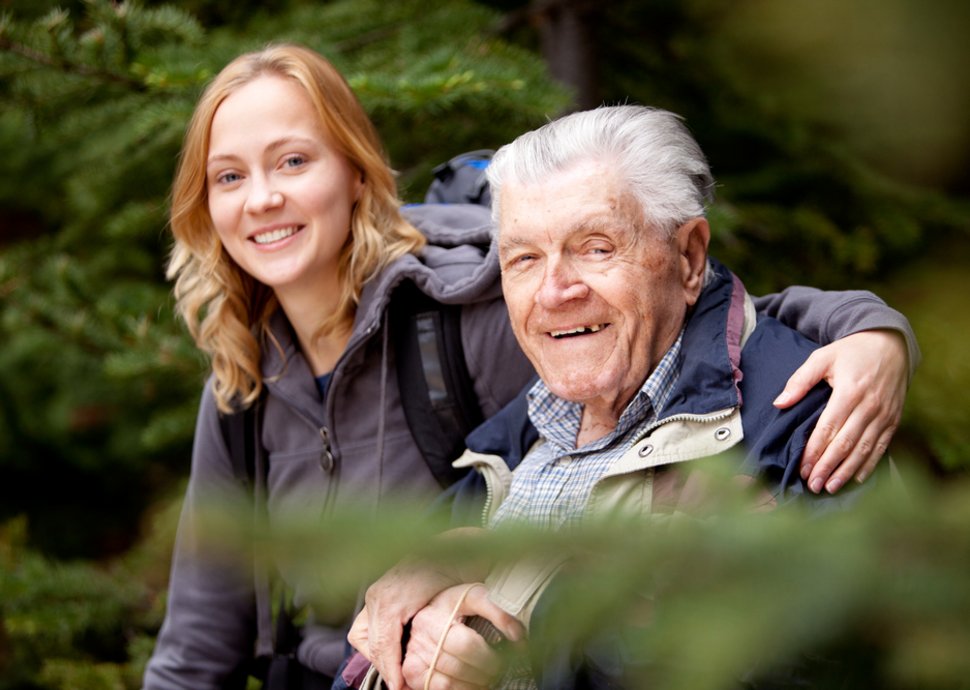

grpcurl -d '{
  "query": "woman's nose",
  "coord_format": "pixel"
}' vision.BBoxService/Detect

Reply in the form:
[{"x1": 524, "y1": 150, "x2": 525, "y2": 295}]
[{"x1": 244, "y1": 178, "x2": 283, "y2": 214}]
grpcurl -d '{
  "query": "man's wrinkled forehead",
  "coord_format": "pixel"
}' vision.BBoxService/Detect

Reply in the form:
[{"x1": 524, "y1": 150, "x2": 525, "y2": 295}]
[{"x1": 495, "y1": 170, "x2": 647, "y2": 246}]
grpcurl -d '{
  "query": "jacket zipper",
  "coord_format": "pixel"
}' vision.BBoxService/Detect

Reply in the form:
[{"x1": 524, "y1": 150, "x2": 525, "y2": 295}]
[
  {"x1": 481, "y1": 473, "x2": 497, "y2": 525},
  {"x1": 318, "y1": 426, "x2": 335, "y2": 473},
  {"x1": 637, "y1": 407, "x2": 736, "y2": 441}
]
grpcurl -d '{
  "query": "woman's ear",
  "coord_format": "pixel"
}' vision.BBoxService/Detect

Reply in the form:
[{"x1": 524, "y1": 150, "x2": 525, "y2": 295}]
[{"x1": 677, "y1": 218, "x2": 710, "y2": 306}]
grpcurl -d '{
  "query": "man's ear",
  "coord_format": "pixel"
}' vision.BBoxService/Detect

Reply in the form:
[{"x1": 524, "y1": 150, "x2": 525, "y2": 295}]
[{"x1": 677, "y1": 218, "x2": 710, "y2": 306}]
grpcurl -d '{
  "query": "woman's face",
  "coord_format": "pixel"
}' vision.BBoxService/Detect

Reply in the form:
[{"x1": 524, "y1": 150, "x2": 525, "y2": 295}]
[{"x1": 205, "y1": 75, "x2": 362, "y2": 298}]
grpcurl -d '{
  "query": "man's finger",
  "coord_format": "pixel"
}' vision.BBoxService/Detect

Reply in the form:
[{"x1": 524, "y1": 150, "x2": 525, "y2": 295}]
[
  {"x1": 347, "y1": 607, "x2": 368, "y2": 656},
  {"x1": 461, "y1": 585, "x2": 523, "y2": 642},
  {"x1": 374, "y1": 618, "x2": 406, "y2": 690},
  {"x1": 408, "y1": 625, "x2": 499, "y2": 690}
]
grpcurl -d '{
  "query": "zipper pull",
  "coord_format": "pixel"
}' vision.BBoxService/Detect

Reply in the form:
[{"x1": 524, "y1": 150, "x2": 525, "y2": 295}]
[{"x1": 318, "y1": 426, "x2": 335, "y2": 472}]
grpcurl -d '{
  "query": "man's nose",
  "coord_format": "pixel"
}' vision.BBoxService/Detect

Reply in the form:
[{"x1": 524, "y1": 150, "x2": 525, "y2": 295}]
[{"x1": 535, "y1": 259, "x2": 588, "y2": 308}]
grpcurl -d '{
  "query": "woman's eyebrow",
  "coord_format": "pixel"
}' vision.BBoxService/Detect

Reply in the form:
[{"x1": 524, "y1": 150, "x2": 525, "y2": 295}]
[{"x1": 207, "y1": 136, "x2": 319, "y2": 166}]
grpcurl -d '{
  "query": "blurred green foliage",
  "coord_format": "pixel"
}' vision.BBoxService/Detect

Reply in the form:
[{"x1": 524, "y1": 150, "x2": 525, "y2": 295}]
[
  {"x1": 19, "y1": 462, "x2": 955, "y2": 690},
  {"x1": 3, "y1": 468, "x2": 970, "y2": 689},
  {"x1": 874, "y1": 241, "x2": 970, "y2": 472},
  {"x1": 0, "y1": 508, "x2": 173, "y2": 689}
]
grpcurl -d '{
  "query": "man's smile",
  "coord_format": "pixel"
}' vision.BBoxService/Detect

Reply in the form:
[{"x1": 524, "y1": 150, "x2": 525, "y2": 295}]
[{"x1": 549, "y1": 323, "x2": 609, "y2": 339}]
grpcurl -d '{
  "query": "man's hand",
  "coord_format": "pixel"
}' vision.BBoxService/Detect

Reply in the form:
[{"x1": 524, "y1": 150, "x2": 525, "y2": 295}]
[
  {"x1": 349, "y1": 561, "x2": 461, "y2": 690},
  {"x1": 402, "y1": 584, "x2": 523, "y2": 690},
  {"x1": 348, "y1": 527, "x2": 493, "y2": 690},
  {"x1": 773, "y1": 329, "x2": 908, "y2": 494}
]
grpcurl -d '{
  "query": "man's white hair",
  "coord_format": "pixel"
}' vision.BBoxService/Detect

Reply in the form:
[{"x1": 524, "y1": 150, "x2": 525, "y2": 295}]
[{"x1": 487, "y1": 105, "x2": 715, "y2": 238}]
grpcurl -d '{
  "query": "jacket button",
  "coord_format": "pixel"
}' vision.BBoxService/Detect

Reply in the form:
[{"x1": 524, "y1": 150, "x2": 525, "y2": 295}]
[
  {"x1": 638, "y1": 444, "x2": 654, "y2": 457},
  {"x1": 714, "y1": 427, "x2": 731, "y2": 441}
]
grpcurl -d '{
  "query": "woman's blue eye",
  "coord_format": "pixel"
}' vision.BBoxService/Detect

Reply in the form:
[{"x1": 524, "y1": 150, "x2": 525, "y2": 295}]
[
  {"x1": 217, "y1": 172, "x2": 241, "y2": 184},
  {"x1": 284, "y1": 155, "x2": 306, "y2": 168}
]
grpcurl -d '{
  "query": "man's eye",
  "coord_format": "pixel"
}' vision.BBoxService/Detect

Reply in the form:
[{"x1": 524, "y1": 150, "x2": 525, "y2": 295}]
[{"x1": 501, "y1": 254, "x2": 532, "y2": 272}]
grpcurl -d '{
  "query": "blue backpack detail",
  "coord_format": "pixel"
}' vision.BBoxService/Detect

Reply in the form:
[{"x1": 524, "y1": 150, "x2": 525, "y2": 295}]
[{"x1": 424, "y1": 149, "x2": 494, "y2": 207}]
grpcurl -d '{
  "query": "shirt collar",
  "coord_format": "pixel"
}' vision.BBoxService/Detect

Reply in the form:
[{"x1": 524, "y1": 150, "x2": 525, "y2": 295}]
[{"x1": 527, "y1": 329, "x2": 685, "y2": 452}]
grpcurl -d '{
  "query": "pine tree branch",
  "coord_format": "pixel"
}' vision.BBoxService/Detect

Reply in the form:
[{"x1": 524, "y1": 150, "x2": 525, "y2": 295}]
[
  {"x1": 331, "y1": 25, "x2": 400, "y2": 53},
  {"x1": 0, "y1": 34, "x2": 146, "y2": 91}
]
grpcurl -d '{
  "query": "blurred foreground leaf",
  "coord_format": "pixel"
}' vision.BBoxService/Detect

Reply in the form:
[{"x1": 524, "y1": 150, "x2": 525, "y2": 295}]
[{"x1": 180, "y1": 462, "x2": 970, "y2": 690}]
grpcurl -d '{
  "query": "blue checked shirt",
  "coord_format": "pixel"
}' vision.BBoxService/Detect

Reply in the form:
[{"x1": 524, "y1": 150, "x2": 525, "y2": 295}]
[
  {"x1": 488, "y1": 332, "x2": 684, "y2": 690},
  {"x1": 490, "y1": 331, "x2": 684, "y2": 531}
]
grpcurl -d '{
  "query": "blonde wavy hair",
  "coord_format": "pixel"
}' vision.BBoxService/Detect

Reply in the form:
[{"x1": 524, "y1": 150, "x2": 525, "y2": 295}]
[{"x1": 167, "y1": 44, "x2": 426, "y2": 413}]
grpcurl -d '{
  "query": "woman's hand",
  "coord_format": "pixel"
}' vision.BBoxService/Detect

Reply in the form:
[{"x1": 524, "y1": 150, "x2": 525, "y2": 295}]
[{"x1": 773, "y1": 329, "x2": 908, "y2": 494}]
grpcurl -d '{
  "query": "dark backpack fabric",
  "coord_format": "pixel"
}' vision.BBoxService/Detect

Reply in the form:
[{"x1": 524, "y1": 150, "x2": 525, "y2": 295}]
[
  {"x1": 220, "y1": 395, "x2": 260, "y2": 493},
  {"x1": 390, "y1": 280, "x2": 483, "y2": 487}
]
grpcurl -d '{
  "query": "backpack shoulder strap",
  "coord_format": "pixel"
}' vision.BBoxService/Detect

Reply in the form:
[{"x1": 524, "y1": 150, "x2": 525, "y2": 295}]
[
  {"x1": 391, "y1": 281, "x2": 484, "y2": 488},
  {"x1": 217, "y1": 394, "x2": 293, "y2": 672},
  {"x1": 219, "y1": 399, "x2": 259, "y2": 490}
]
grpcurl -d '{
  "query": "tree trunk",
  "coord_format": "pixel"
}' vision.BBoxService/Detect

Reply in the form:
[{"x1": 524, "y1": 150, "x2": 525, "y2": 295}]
[{"x1": 529, "y1": 0, "x2": 602, "y2": 110}]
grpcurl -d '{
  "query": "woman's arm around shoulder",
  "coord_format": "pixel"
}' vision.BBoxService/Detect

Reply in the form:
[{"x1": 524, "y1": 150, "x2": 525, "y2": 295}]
[{"x1": 754, "y1": 286, "x2": 918, "y2": 496}]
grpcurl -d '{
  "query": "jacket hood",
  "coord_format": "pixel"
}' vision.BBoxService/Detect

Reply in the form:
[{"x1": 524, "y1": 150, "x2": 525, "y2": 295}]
[{"x1": 359, "y1": 203, "x2": 502, "y2": 319}]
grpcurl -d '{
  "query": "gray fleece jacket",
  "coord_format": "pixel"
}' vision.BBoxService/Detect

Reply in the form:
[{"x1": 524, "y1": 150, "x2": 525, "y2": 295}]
[{"x1": 143, "y1": 203, "x2": 918, "y2": 689}]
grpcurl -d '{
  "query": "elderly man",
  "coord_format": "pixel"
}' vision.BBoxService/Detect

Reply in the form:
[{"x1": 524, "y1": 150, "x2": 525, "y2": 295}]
[{"x1": 344, "y1": 105, "x2": 903, "y2": 690}]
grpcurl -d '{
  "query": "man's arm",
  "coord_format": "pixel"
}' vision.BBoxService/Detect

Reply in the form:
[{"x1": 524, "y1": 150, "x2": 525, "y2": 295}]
[{"x1": 754, "y1": 287, "x2": 918, "y2": 494}]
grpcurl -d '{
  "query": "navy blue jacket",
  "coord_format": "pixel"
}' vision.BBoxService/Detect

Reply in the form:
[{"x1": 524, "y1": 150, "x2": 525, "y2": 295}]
[{"x1": 439, "y1": 258, "x2": 869, "y2": 689}]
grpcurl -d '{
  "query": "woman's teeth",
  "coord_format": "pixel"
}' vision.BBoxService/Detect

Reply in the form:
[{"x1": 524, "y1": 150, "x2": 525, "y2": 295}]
[{"x1": 253, "y1": 226, "x2": 299, "y2": 244}]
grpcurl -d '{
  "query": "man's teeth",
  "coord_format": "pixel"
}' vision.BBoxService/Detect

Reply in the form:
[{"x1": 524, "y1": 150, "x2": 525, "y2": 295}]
[
  {"x1": 253, "y1": 226, "x2": 299, "y2": 244},
  {"x1": 550, "y1": 324, "x2": 605, "y2": 338}
]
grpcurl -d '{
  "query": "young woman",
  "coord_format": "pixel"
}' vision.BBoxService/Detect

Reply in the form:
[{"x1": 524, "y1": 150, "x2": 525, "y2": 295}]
[{"x1": 143, "y1": 44, "x2": 917, "y2": 689}]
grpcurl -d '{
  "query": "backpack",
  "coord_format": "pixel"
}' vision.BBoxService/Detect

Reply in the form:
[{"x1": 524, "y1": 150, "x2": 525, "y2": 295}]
[{"x1": 424, "y1": 149, "x2": 494, "y2": 206}]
